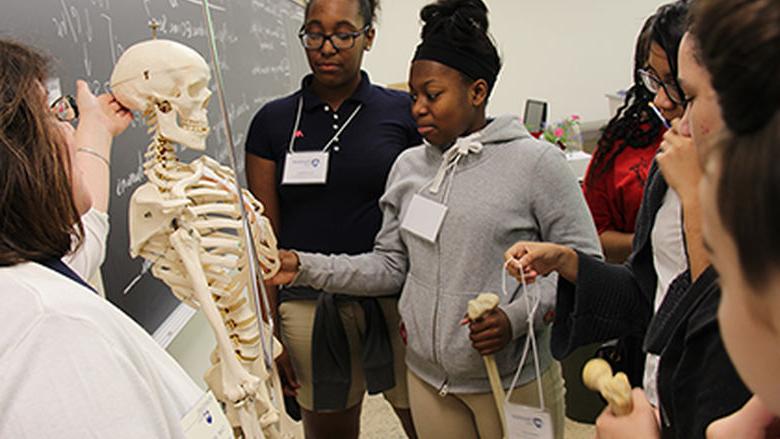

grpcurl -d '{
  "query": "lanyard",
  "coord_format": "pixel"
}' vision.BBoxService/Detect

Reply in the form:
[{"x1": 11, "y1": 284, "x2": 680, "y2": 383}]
[
  {"x1": 503, "y1": 258, "x2": 545, "y2": 410},
  {"x1": 287, "y1": 96, "x2": 363, "y2": 154},
  {"x1": 38, "y1": 258, "x2": 98, "y2": 294}
]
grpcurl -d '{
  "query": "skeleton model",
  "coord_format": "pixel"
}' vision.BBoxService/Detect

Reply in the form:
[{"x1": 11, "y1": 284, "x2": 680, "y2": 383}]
[{"x1": 111, "y1": 39, "x2": 297, "y2": 439}]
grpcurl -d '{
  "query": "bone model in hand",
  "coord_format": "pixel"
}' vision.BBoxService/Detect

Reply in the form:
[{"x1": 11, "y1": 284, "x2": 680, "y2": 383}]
[
  {"x1": 582, "y1": 358, "x2": 633, "y2": 416},
  {"x1": 467, "y1": 293, "x2": 507, "y2": 437}
]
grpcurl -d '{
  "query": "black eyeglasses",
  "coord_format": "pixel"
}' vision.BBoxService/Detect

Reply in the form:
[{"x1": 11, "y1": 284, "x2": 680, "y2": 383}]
[
  {"x1": 638, "y1": 68, "x2": 687, "y2": 107},
  {"x1": 50, "y1": 95, "x2": 79, "y2": 122},
  {"x1": 298, "y1": 25, "x2": 370, "y2": 51}
]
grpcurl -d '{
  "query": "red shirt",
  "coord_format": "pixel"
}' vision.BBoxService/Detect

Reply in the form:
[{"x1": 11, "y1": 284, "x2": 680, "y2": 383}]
[{"x1": 583, "y1": 130, "x2": 664, "y2": 234}]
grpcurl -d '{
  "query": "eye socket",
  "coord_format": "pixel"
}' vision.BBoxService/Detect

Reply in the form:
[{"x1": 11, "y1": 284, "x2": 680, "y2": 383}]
[{"x1": 188, "y1": 79, "x2": 208, "y2": 97}]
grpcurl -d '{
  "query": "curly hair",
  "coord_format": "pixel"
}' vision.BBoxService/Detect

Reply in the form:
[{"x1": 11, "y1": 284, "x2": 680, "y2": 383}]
[{"x1": 585, "y1": 1, "x2": 689, "y2": 187}]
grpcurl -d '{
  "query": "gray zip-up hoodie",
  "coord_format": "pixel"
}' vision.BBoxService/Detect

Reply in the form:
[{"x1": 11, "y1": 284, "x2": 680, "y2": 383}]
[{"x1": 293, "y1": 115, "x2": 601, "y2": 394}]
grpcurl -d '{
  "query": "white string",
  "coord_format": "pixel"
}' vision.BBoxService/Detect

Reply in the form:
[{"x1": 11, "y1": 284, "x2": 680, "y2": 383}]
[
  {"x1": 287, "y1": 96, "x2": 363, "y2": 154},
  {"x1": 428, "y1": 134, "x2": 483, "y2": 195},
  {"x1": 504, "y1": 258, "x2": 545, "y2": 411}
]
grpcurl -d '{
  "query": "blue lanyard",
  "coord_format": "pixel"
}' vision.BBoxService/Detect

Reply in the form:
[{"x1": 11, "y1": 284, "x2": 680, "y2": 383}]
[{"x1": 38, "y1": 259, "x2": 98, "y2": 294}]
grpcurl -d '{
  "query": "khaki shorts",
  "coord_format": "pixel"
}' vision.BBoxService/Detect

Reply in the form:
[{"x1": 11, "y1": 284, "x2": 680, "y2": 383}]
[
  {"x1": 407, "y1": 362, "x2": 566, "y2": 439},
  {"x1": 279, "y1": 298, "x2": 409, "y2": 411}
]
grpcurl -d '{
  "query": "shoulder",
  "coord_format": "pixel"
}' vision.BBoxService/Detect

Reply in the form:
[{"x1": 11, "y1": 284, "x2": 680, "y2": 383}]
[
  {"x1": 369, "y1": 85, "x2": 412, "y2": 106},
  {"x1": 391, "y1": 143, "x2": 428, "y2": 171},
  {"x1": 249, "y1": 91, "x2": 301, "y2": 127}
]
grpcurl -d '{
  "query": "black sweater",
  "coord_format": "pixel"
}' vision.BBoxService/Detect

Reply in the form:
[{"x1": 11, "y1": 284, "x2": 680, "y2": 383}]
[{"x1": 552, "y1": 163, "x2": 750, "y2": 438}]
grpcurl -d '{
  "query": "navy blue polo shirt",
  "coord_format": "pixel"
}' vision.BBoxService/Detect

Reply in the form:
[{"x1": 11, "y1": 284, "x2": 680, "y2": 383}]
[{"x1": 246, "y1": 71, "x2": 420, "y2": 301}]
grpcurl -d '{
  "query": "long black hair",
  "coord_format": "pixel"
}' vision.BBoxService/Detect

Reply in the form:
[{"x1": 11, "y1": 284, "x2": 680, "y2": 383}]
[{"x1": 585, "y1": 0, "x2": 689, "y2": 187}]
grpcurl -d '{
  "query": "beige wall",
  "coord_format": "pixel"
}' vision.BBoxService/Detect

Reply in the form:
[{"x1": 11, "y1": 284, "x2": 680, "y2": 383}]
[{"x1": 363, "y1": 0, "x2": 669, "y2": 123}]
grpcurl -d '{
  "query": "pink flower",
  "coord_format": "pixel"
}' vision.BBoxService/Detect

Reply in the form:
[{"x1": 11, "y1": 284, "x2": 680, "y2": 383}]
[
  {"x1": 571, "y1": 114, "x2": 581, "y2": 121},
  {"x1": 295, "y1": 130, "x2": 304, "y2": 138},
  {"x1": 554, "y1": 127, "x2": 565, "y2": 138}
]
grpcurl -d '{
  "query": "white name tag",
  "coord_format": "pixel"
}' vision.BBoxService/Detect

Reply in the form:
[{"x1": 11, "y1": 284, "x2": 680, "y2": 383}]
[
  {"x1": 400, "y1": 194, "x2": 448, "y2": 243},
  {"x1": 282, "y1": 151, "x2": 329, "y2": 185},
  {"x1": 181, "y1": 391, "x2": 234, "y2": 439},
  {"x1": 504, "y1": 402, "x2": 554, "y2": 439}
]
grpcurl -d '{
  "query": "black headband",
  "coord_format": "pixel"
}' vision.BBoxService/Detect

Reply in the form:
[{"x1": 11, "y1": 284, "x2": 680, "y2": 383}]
[{"x1": 413, "y1": 36, "x2": 499, "y2": 90}]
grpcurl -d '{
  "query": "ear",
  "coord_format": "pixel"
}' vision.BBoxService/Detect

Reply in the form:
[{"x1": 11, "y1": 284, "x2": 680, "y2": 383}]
[
  {"x1": 364, "y1": 27, "x2": 376, "y2": 51},
  {"x1": 469, "y1": 79, "x2": 489, "y2": 107}
]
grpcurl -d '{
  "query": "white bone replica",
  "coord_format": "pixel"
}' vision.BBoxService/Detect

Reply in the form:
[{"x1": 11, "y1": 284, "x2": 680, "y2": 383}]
[
  {"x1": 467, "y1": 292, "x2": 507, "y2": 438},
  {"x1": 111, "y1": 39, "x2": 298, "y2": 439},
  {"x1": 582, "y1": 358, "x2": 633, "y2": 416}
]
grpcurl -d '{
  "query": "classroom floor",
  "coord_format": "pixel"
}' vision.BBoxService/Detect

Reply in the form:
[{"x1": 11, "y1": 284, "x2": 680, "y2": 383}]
[{"x1": 360, "y1": 394, "x2": 596, "y2": 438}]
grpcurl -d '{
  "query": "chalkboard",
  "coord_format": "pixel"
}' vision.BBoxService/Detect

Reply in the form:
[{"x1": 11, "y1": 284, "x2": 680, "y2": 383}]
[{"x1": 1, "y1": 0, "x2": 308, "y2": 336}]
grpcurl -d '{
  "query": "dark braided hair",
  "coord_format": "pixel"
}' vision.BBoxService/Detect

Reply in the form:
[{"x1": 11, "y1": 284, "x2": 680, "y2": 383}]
[
  {"x1": 585, "y1": 1, "x2": 689, "y2": 187},
  {"x1": 419, "y1": 0, "x2": 501, "y2": 94},
  {"x1": 305, "y1": 0, "x2": 380, "y2": 27}
]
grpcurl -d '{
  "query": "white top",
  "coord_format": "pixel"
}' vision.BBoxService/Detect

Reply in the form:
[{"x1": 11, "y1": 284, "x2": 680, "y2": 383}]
[
  {"x1": 0, "y1": 262, "x2": 201, "y2": 438},
  {"x1": 63, "y1": 208, "x2": 109, "y2": 281},
  {"x1": 643, "y1": 189, "x2": 688, "y2": 406}
]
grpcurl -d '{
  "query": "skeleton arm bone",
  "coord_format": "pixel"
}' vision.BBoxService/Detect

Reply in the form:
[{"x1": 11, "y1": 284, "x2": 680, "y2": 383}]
[{"x1": 169, "y1": 227, "x2": 265, "y2": 439}]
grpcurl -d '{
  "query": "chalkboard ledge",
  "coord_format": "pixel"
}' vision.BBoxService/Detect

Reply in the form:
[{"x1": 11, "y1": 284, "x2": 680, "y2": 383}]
[{"x1": 153, "y1": 302, "x2": 197, "y2": 348}]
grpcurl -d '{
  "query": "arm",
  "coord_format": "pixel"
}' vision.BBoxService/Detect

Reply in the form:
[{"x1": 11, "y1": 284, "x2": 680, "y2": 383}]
[
  {"x1": 62, "y1": 209, "x2": 109, "y2": 280},
  {"x1": 601, "y1": 231, "x2": 635, "y2": 264},
  {"x1": 62, "y1": 81, "x2": 131, "y2": 280},
  {"x1": 656, "y1": 119, "x2": 708, "y2": 279},
  {"x1": 73, "y1": 80, "x2": 133, "y2": 213},
  {"x1": 273, "y1": 161, "x2": 411, "y2": 296},
  {"x1": 502, "y1": 147, "x2": 602, "y2": 338},
  {"x1": 583, "y1": 164, "x2": 635, "y2": 263},
  {"x1": 245, "y1": 151, "x2": 300, "y2": 396},
  {"x1": 245, "y1": 154, "x2": 282, "y2": 325},
  {"x1": 292, "y1": 195, "x2": 409, "y2": 296}
]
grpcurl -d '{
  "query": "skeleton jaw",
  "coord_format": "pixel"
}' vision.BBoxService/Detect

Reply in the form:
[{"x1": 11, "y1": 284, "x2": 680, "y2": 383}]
[{"x1": 157, "y1": 109, "x2": 209, "y2": 151}]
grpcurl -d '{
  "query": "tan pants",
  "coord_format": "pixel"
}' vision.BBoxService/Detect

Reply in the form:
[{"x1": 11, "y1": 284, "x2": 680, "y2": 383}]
[
  {"x1": 279, "y1": 298, "x2": 409, "y2": 411},
  {"x1": 407, "y1": 362, "x2": 566, "y2": 439}
]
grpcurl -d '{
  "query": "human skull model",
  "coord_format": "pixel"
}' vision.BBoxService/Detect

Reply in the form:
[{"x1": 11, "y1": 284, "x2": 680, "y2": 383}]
[{"x1": 110, "y1": 39, "x2": 211, "y2": 150}]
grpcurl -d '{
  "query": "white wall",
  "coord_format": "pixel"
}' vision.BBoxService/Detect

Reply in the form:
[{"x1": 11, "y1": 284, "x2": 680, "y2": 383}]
[
  {"x1": 363, "y1": 0, "x2": 668, "y2": 123},
  {"x1": 167, "y1": 0, "x2": 672, "y2": 387}
]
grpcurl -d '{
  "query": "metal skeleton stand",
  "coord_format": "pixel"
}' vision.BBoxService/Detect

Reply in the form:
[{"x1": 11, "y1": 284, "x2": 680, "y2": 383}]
[{"x1": 199, "y1": 0, "x2": 275, "y2": 372}]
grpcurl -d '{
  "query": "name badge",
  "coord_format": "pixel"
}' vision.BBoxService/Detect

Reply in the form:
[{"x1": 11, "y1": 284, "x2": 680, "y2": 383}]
[
  {"x1": 504, "y1": 402, "x2": 554, "y2": 439},
  {"x1": 282, "y1": 151, "x2": 329, "y2": 185},
  {"x1": 181, "y1": 391, "x2": 234, "y2": 439},
  {"x1": 400, "y1": 194, "x2": 448, "y2": 243}
]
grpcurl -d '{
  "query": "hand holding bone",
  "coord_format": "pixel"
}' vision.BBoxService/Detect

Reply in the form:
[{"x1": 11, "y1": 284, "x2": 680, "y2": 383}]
[
  {"x1": 583, "y1": 358, "x2": 633, "y2": 416},
  {"x1": 467, "y1": 293, "x2": 508, "y2": 436},
  {"x1": 270, "y1": 250, "x2": 300, "y2": 286}
]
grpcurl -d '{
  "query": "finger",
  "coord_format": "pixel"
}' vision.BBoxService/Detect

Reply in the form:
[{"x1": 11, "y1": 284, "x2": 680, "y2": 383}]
[
  {"x1": 670, "y1": 117, "x2": 683, "y2": 132},
  {"x1": 472, "y1": 339, "x2": 502, "y2": 354},
  {"x1": 468, "y1": 316, "x2": 494, "y2": 334},
  {"x1": 74, "y1": 79, "x2": 95, "y2": 106}
]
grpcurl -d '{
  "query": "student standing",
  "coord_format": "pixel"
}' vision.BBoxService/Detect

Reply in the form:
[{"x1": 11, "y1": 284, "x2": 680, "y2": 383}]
[
  {"x1": 244, "y1": 1, "x2": 420, "y2": 437},
  {"x1": 0, "y1": 38, "x2": 201, "y2": 439},
  {"x1": 271, "y1": 1, "x2": 602, "y2": 437},
  {"x1": 505, "y1": 6, "x2": 752, "y2": 436}
]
